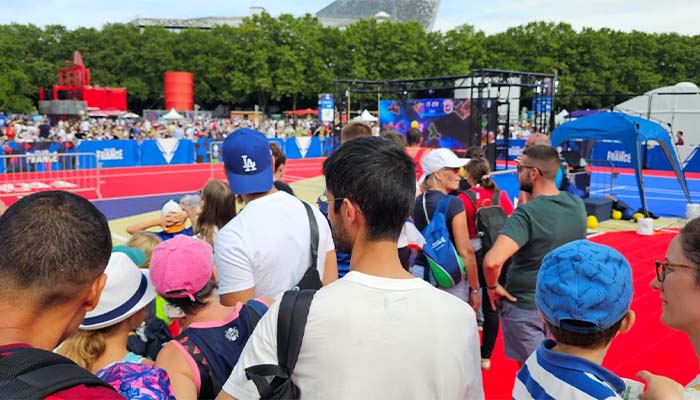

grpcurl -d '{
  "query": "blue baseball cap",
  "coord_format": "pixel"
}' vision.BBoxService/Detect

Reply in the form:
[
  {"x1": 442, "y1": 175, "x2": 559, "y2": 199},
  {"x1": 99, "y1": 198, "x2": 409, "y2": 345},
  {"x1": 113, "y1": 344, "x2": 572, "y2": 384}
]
[
  {"x1": 536, "y1": 240, "x2": 633, "y2": 334},
  {"x1": 222, "y1": 128, "x2": 273, "y2": 195}
]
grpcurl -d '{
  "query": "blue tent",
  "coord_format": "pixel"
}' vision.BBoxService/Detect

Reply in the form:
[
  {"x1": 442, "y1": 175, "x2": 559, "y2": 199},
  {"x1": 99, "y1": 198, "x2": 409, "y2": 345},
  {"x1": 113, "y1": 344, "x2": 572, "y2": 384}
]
[{"x1": 551, "y1": 112, "x2": 691, "y2": 214}]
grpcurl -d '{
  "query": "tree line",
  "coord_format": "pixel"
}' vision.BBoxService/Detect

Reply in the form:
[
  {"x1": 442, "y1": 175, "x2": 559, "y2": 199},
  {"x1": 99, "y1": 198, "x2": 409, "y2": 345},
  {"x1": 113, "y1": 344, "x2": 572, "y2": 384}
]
[{"x1": 0, "y1": 13, "x2": 698, "y2": 114}]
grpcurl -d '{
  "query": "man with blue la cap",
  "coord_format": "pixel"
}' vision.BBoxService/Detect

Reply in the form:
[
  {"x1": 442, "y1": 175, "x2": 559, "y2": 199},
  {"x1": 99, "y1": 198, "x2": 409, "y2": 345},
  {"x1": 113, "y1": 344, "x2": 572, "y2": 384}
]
[
  {"x1": 513, "y1": 240, "x2": 637, "y2": 399},
  {"x1": 214, "y1": 128, "x2": 337, "y2": 306}
]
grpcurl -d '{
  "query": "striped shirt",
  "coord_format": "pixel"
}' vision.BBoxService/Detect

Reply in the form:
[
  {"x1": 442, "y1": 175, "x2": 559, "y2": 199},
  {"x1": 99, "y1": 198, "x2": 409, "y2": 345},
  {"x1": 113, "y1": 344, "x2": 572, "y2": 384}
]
[{"x1": 513, "y1": 339, "x2": 625, "y2": 400}]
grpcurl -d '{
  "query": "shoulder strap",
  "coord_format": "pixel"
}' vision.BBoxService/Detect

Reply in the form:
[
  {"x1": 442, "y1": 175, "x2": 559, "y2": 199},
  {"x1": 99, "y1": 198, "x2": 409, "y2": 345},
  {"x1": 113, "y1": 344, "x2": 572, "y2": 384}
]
[
  {"x1": 436, "y1": 194, "x2": 452, "y2": 216},
  {"x1": 461, "y1": 190, "x2": 477, "y2": 208},
  {"x1": 277, "y1": 289, "x2": 315, "y2": 376},
  {"x1": 491, "y1": 189, "x2": 501, "y2": 206},
  {"x1": 421, "y1": 192, "x2": 430, "y2": 223},
  {"x1": 245, "y1": 299, "x2": 269, "y2": 328},
  {"x1": 0, "y1": 347, "x2": 115, "y2": 399},
  {"x1": 301, "y1": 201, "x2": 319, "y2": 270}
]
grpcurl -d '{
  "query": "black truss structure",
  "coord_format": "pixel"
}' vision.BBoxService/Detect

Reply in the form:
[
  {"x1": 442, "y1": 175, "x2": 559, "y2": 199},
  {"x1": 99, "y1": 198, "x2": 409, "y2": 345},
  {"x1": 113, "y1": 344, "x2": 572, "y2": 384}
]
[{"x1": 333, "y1": 68, "x2": 556, "y2": 169}]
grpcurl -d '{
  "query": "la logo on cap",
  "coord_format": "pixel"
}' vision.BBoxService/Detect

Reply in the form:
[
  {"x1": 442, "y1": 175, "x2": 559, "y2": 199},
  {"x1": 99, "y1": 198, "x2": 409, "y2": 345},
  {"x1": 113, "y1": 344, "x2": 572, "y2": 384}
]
[{"x1": 242, "y1": 155, "x2": 257, "y2": 172}]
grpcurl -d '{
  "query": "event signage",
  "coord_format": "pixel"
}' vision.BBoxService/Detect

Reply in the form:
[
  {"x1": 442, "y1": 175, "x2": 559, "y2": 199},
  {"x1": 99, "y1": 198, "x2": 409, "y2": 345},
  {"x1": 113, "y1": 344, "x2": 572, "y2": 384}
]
[
  {"x1": 77, "y1": 139, "x2": 138, "y2": 168},
  {"x1": 141, "y1": 139, "x2": 194, "y2": 165},
  {"x1": 319, "y1": 93, "x2": 334, "y2": 122}
]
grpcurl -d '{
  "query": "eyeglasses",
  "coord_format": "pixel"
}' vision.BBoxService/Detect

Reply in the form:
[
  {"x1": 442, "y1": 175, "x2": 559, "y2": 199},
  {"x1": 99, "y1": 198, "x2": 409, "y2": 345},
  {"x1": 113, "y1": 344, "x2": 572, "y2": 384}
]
[
  {"x1": 517, "y1": 164, "x2": 541, "y2": 175},
  {"x1": 328, "y1": 196, "x2": 346, "y2": 213},
  {"x1": 655, "y1": 260, "x2": 700, "y2": 282}
]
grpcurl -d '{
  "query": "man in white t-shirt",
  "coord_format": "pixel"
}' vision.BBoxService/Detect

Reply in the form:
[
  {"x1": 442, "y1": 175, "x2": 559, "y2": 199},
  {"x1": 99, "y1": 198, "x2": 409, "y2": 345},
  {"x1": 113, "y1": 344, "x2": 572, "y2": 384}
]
[
  {"x1": 214, "y1": 128, "x2": 337, "y2": 306},
  {"x1": 217, "y1": 137, "x2": 484, "y2": 400}
]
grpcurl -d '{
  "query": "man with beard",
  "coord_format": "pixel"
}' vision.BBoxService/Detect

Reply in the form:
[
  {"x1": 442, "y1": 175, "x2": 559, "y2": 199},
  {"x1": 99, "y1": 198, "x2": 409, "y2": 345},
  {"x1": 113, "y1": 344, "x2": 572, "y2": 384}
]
[
  {"x1": 218, "y1": 137, "x2": 485, "y2": 400},
  {"x1": 483, "y1": 144, "x2": 586, "y2": 366}
]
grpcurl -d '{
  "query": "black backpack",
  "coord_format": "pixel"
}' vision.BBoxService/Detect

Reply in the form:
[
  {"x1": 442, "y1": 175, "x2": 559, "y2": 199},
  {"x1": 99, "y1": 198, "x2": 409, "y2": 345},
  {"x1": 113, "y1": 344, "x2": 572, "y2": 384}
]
[
  {"x1": 244, "y1": 289, "x2": 315, "y2": 400},
  {"x1": 0, "y1": 346, "x2": 116, "y2": 399},
  {"x1": 461, "y1": 189, "x2": 508, "y2": 252}
]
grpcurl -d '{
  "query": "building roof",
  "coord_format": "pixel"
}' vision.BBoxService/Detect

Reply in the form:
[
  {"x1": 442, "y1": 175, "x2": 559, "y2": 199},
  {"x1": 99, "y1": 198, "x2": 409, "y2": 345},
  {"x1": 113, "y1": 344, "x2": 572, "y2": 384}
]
[{"x1": 130, "y1": 0, "x2": 442, "y2": 31}]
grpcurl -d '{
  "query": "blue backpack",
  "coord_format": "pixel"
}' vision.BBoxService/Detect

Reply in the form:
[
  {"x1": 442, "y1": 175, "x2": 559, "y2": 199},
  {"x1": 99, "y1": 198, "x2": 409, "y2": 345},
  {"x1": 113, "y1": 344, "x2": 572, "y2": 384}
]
[{"x1": 420, "y1": 194, "x2": 465, "y2": 288}]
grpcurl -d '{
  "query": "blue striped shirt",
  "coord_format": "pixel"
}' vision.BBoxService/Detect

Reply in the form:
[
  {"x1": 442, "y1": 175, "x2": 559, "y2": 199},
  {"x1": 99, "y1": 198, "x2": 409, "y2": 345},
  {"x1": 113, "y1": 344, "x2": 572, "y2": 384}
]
[{"x1": 513, "y1": 339, "x2": 625, "y2": 400}]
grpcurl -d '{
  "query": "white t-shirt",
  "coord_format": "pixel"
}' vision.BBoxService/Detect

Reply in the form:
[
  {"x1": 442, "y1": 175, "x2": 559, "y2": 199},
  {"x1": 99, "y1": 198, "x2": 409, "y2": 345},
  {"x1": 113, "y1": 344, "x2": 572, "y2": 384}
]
[
  {"x1": 214, "y1": 191, "x2": 334, "y2": 299},
  {"x1": 223, "y1": 271, "x2": 484, "y2": 400}
]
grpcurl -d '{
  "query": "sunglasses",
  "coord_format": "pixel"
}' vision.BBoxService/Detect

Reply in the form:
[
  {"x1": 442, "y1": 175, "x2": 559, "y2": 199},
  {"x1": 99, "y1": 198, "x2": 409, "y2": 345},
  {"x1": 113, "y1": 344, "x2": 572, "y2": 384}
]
[
  {"x1": 441, "y1": 167, "x2": 461, "y2": 173},
  {"x1": 655, "y1": 260, "x2": 700, "y2": 283}
]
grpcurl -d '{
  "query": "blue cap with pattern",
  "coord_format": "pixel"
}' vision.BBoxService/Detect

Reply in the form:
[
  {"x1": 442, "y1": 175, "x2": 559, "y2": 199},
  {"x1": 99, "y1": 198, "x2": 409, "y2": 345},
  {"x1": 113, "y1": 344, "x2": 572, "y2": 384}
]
[{"x1": 536, "y1": 240, "x2": 633, "y2": 334}]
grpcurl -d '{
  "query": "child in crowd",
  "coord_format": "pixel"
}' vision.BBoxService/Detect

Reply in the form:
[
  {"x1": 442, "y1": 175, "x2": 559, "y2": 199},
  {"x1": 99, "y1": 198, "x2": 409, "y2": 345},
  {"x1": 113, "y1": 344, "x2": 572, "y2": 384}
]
[
  {"x1": 127, "y1": 199, "x2": 193, "y2": 241},
  {"x1": 57, "y1": 250, "x2": 175, "y2": 399},
  {"x1": 151, "y1": 235, "x2": 269, "y2": 399},
  {"x1": 127, "y1": 231, "x2": 161, "y2": 268},
  {"x1": 513, "y1": 240, "x2": 636, "y2": 399},
  {"x1": 194, "y1": 180, "x2": 236, "y2": 247}
]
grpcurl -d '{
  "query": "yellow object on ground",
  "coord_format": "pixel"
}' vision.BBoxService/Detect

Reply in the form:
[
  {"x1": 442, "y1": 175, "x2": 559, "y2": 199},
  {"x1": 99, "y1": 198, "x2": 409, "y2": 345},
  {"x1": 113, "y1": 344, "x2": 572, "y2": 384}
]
[{"x1": 587, "y1": 215, "x2": 599, "y2": 229}]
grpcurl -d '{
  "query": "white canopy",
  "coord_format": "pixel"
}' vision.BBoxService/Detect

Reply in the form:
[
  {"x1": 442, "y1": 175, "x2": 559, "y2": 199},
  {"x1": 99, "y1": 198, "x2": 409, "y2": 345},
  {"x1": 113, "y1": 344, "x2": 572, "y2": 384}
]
[
  {"x1": 163, "y1": 108, "x2": 185, "y2": 121},
  {"x1": 353, "y1": 109, "x2": 378, "y2": 122},
  {"x1": 615, "y1": 82, "x2": 700, "y2": 145},
  {"x1": 121, "y1": 111, "x2": 140, "y2": 119}
]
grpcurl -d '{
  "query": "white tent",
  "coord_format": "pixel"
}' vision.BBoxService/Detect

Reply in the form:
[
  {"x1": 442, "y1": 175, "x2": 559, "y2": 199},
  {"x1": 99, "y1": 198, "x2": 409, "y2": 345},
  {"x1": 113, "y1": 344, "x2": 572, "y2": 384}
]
[
  {"x1": 615, "y1": 82, "x2": 700, "y2": 145},
  {"x1": 121, "y1": 111, "x2": 140, "y2": 119},
  {"x1": 353, "y1": 109, "x2": 378, "y2": 122},
  {"x1": 163, "y1": 108, "x2": 185, "y2": 121}
]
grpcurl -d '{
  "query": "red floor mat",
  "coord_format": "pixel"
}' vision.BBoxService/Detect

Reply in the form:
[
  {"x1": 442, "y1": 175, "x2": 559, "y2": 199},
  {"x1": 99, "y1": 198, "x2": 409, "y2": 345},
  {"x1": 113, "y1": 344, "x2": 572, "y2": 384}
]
[
  {"x1": 482, "y1": 230, "x2": 694, "y2": 399},
  {"x1": 0, "y1": 158, "x2": 325, "y2": 205}
]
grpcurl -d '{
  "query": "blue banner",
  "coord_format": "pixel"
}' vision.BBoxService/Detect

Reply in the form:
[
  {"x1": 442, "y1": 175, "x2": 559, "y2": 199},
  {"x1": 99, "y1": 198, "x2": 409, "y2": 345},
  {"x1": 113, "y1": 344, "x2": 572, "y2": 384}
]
[
  {"x1": 77, "y1": 140, "x2": 139, "y2": 168},
  {"x1": 140, "y1": 139, "x2": 195, "y2": 166},
  {"x1": 284, "y1": 136, "x2": 322, "y2": 159}
]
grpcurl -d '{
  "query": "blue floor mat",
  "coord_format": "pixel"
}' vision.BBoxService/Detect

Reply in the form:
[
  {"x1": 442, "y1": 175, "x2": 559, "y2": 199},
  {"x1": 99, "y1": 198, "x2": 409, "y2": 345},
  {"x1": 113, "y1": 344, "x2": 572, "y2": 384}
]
[{"x1": 493, "y1": 170, "x2": 695, "y2": 218}]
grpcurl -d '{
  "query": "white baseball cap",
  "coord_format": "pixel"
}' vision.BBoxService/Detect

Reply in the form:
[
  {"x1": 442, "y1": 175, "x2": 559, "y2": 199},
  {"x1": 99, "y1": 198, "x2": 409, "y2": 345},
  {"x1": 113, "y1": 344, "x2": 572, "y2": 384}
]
[{"x1": 418, "y1": 148, "x2": 470, "y2": 184}]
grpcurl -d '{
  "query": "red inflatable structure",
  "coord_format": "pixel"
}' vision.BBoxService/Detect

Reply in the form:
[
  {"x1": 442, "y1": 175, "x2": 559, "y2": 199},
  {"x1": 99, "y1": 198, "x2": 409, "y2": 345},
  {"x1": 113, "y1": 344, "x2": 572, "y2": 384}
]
[
  {"x1": 164, "y1": 71, "x2": 193, "y2": 111},
  {"x1": 39, "y1": 51, "x2": 127, "y2": 115}
]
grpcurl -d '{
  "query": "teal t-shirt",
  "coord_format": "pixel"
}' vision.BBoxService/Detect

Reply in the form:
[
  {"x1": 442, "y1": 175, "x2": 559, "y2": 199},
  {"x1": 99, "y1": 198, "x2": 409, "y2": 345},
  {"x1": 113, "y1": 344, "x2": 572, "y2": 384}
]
[{"x1": 501, "y1": 191, "x2": 587, "y2": 309}]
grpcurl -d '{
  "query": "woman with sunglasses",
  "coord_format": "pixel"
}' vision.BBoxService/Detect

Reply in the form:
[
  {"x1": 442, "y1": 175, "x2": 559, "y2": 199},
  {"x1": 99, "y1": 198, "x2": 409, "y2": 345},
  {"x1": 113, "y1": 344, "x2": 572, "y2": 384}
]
[
  {"x1": 412, "y1": 148, "x2": 480, "y2": 312},
  {"x1": 637, "y1": 217, "x2": 700, "y2": 399}
]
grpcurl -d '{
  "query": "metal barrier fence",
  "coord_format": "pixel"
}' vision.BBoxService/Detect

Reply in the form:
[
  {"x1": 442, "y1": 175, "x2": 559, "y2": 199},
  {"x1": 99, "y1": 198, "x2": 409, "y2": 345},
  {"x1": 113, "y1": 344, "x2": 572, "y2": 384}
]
[
  {"x1": 586, "y1": 159, "x2": 618, "y2": 198},
  {"x1": 0, "y1": 152, "x2": 101, "y2": 198}
]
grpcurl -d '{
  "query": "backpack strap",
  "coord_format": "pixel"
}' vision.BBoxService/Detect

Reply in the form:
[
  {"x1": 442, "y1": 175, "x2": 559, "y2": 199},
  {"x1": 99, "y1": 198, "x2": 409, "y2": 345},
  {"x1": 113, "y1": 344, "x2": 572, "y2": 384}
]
[
  {"x1": 244, "y1": 290, "x2": 315, "y2": 399},
  {"x1": 294, "y1": 201, "x2": 322, "y2": 291},
  {"x1": 301, "y1": 201, "x2": 319, "y2": 271},
  {"x1": 460, "y1": 190, "x2": 477, "y2": 209},
  {"x1": 278, "y1": 290, "x2": 315, "y2": 374},
  {"x1": 245, "y1": 299, "x2": 269, "y2": 328},
  {"x1": 435, "y1": 194, "x2": 453, "y2": 217},
  {"x1": 491, "y1": 189, "x2": 501, "y2": 206},
  {"x1": 0, "y1": 347, "x2": 116, "y2": 399}
]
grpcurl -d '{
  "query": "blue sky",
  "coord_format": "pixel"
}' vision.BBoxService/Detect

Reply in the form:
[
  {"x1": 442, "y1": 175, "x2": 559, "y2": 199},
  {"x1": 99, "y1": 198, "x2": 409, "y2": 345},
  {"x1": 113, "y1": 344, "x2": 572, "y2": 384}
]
[{"x1": 0, "y1": 0, "x2": 698, "y2": 35}]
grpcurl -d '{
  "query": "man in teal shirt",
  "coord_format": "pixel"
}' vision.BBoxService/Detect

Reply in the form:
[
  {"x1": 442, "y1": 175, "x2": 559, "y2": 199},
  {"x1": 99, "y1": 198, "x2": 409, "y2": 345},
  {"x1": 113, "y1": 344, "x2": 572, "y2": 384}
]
[{"x1": 484, "y1": 145, "x2": 586, "y2": 365}]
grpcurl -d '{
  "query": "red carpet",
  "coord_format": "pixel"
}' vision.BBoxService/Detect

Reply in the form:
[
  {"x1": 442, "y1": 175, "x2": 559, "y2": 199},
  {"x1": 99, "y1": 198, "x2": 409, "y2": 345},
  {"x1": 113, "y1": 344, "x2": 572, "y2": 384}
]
[
  {"x1": 482, "y1": 230, "x2": 695, "y2": 399},
  {"x1": 3, "y1": 161, "x2": 694, "y2": 397}
]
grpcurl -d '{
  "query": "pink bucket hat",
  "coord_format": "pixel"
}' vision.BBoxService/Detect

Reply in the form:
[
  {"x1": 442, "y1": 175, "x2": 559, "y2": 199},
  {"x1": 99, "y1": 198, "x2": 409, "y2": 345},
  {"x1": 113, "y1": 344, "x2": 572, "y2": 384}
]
[{"x1": 150, "y1": 235, "x2": 214, "y2": 301}]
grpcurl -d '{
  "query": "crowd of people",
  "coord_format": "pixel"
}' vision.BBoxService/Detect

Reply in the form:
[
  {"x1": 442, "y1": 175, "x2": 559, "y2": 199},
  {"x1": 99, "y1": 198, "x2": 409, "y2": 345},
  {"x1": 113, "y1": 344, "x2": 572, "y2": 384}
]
[
  {"x1": 0, "y1": 120, "x2": 697, "y2": 399},
  {"x1": 0, "y1": 114, "x2": 335, "y2": 145}
]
